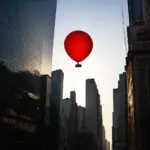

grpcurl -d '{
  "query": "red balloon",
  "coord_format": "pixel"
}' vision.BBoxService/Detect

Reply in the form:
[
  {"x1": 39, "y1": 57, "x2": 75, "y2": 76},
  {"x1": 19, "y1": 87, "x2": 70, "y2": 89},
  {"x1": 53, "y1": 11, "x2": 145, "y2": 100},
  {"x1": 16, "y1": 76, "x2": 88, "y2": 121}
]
[{"x1": 64, "y1": 30, "x2": 93, "y2": 67}]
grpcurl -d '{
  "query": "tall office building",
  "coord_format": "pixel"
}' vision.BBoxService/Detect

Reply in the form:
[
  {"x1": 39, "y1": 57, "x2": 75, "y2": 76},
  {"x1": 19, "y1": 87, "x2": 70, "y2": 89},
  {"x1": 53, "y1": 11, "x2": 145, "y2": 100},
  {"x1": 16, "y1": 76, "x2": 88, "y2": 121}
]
[
  {"x1": 60, "y1": 98, "x2": 72, "y2": 118},
  {"x1": 40, "y1": 75, "x2": 52, "y2": 149},
  {"x1": 125, "y1": 27, "x2": 150, "y2": 150},
  {"x1": 51, "y1": 69, "x2": 64, "y2": 150},
  {"x1": 85, "y1": 78, "x2": 102, "y2": 150},
  {"x1": 112, "y1": 73, "x2": 128, "y2": 150},
  {"x1": 112, "y1": 89, "x2": 119, "y2": 150},
  {"x1": 58, "y1": 108, "x2": 68, "y2": 150},
  {"x1": 0, "y1": 0, "x2": 57, "y2": 149},
  {"x1": 70, "y1": 91, "x2": 76, "y2": 102},
  {"x1": 77, "y1": 106, "x2": 85, "y2": 131},
  {"x1": 106, "y1": 141, "x2": 110, "y2": 150},
  {"x1": 69, "y1": 91, "x2": 78, "y2": 133},
  {"x1": 59, "y1": 98, "x2": 72, "y2": 149},
  {"x1": 85, "y1": 79, "x2": 100, "y2": 135},
  {"x1": 126, "y1": 0, "x2": 150, "y2": 150}
]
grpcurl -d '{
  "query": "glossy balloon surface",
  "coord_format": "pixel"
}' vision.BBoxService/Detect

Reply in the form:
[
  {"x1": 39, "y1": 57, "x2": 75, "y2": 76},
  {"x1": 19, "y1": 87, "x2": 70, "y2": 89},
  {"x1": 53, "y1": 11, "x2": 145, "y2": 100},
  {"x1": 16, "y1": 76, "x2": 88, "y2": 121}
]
[{"x1": 64, "y1": 30, "x2": 93, "y2": 62}]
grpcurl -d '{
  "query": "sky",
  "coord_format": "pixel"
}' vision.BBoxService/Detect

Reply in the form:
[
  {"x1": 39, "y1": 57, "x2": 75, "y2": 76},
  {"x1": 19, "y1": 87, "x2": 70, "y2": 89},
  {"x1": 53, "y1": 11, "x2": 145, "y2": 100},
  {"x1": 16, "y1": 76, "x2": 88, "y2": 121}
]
[{"x1": 52, "y1": 0, "x2": 129, "y2": 146}]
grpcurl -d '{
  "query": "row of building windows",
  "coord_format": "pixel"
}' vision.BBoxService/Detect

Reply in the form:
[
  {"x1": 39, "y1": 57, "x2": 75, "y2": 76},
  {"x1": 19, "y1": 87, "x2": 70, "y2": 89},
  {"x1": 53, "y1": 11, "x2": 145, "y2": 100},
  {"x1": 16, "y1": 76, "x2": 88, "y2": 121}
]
[{"x1": 0, "y1": 117, "x2": 37, "y2": 132}]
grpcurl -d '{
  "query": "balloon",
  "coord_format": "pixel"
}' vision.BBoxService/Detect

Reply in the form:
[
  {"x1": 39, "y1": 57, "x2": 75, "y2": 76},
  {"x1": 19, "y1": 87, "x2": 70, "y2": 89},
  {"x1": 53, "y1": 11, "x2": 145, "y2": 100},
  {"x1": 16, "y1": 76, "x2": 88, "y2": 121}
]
[{"x1": 64, "y1": 30, "x2": 93, "y2": 67}]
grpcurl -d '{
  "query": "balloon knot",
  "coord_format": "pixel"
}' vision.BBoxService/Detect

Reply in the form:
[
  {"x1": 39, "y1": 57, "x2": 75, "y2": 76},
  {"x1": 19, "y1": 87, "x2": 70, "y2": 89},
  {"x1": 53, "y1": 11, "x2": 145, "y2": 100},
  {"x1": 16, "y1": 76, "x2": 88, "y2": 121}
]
[{"x1": 75, "y1": 62, "x2": 82, "y2": 67}]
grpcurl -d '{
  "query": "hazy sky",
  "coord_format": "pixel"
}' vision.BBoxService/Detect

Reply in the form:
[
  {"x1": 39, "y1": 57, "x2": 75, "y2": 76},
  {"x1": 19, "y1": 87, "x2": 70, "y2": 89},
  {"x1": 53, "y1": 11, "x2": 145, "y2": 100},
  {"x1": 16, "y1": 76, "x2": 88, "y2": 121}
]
[{"x1": 52, "y1": 0, "x2": 129, "y2": 146}]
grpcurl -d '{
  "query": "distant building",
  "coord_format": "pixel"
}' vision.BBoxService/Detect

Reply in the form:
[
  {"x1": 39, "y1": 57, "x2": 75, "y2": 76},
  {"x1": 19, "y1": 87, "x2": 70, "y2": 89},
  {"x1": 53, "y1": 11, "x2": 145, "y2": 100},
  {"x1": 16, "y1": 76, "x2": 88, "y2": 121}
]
[
  {"x1": 70, "y1": 91, "x2": 76, "y2": 102},
  {"x1": 40, "y1": 75, "x2": 52, "y2": 149},
  {"x1": 51, "y1": 69, "x2": 64, "y2": 150},
  {"x1": 60, "y1": 98, "x2": 72, "y2": 118},
  {"x1": 69, "y1": 91, "x2": 78, "y2": 133},
  {"x1": 112, "y1": 73, "x2": 128, "y2": 150},
  {"x1": 106, "y1": 141, "x2": 110, "y2": 150},
  {"x1": 77, "y1": 106, "x2": 85, "y2": 131},
  {"x1": 105, "y1": 139, "x2": 107, "y2": 150},
  {"x1": 70, "y1": 129, "x2": 99, "y2": 150},
  {"x1": 102, "y1": 125, "x2": 106, "y2": 150},
  {"x1": 85, "y1": 79, "x2": 100, "y2": 135},
  {"x1": 85, "y1": 79, "x2": 103, "y2": 150},
  {"x1": 40, "y1": 75, "x2": 51, "y2": 124},
  {"x1": 58, "y1": 108, "x2": 68, "y2": 150},
  {"x1": 125, "y1": 0, "x2": 150, "y2": 148},
  {"x1": 59, "y1": 98, "x2": 72, "y2": 150}
]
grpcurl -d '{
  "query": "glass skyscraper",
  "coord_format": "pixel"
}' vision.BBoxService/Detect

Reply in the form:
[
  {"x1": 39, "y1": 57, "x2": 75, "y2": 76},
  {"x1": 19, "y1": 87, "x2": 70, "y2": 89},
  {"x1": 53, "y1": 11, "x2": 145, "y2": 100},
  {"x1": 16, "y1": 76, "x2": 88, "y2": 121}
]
[
  {"x1": 0, "y1": 0, "x2": 57, "y2": 149},
  {"x1": 0, "y1": 0, "x2": 57, "y2": 74}
]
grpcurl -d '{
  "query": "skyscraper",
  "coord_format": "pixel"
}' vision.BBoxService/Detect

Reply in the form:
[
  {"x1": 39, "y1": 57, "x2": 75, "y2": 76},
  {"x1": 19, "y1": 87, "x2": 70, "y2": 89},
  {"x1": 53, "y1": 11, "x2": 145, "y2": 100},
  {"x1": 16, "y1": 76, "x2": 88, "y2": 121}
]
[
  {"x1": 125, "y1": 0, "x2": 150, "y2": 150},
  {"x1": 70, "y1": 91, "x2": 76, "y2": 103},
  {"x1": 51, "y1": 69, "x2": 64, "y2": 150},
  {"x1": 106, "y1": 141, "x2": 110, "y2": 150},
  {"x1": 112, "y1": 73, "x2": 128, "y2": 150},
  {"x1": 112, "y1": 89, "x2": 119, "y2": 150},
  {"x1": 59, "y1": 98, "x2": 72, "y2": 149},
  {"x1": 40, "y1": 75, "x2": 52, "y2": 149},
  {"x1": 0, "y1": 1, "x2": 57, "y2": 149},
  {"x1": 0, "y1": 0, "x2": 57, "y2": 75},
  {"x1": 60, "y1": 98, "x2": 72, "y2": 118},
  {"x1": 85, "y1": 79, "x2": 100, "y2": 136},
  {"x1": 85, "y1": 78, "x2": 102, "y2": 150},
  {"x1": 69, "y1": 91, "x2": 78, "y2": 133}
]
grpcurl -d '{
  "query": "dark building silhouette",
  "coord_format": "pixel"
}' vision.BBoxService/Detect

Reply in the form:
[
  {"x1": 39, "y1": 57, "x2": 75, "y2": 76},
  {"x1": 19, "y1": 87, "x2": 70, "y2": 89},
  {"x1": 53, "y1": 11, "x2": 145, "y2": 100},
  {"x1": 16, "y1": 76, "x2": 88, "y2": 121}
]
[
  {"x1": 0, "y1": 0, "x2": 57, "y2": 149},
  {"x1": 59, "y1": 98, "x2": 72, "y2": 150},
  {"x1": 69, "y1": 91, "x2": 78, "y2": 133},
  {"x1": 112, "y1": 73, "x2": 128, "y2": 150},
  {"x1": 106, "y1": 141, "x2": 110, "y2": 150},
  {"x1": 77, "y1": 106, "x2": 85, "y2": 131},
  {"x1": 40, "y1": 75, "x2": 51, "y2": 149},
  {"x1": 70, "y1": 129, "x2": 99, "y2": 150},
  {"x1": 68, "y1": 91, "x2": 78, "y2": 149},
  {"x1": 85, "y1": 79, "x2": 103, "y2": 150},
  {"x1": 102, "y1": 125, "x2": 106, "y2": 150},
  {"x1": 126, "y1": 1, "x2": 150, "y2": 150},
  {"x1": 51, "y1": 69, "x2": 64, "y2": 150}
]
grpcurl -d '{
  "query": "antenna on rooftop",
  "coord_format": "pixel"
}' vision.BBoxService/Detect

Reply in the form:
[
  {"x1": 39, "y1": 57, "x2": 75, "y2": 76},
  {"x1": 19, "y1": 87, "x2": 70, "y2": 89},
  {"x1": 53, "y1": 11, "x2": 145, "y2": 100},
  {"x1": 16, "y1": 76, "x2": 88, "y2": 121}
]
[{"x1": 121, "y1": 4, "x2": 128, "y2": 54}]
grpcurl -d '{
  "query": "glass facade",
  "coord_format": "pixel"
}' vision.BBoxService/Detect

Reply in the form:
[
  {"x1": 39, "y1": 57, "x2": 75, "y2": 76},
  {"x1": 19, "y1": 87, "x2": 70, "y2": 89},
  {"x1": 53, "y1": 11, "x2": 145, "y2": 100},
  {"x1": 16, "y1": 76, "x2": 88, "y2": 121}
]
[
  {"x1": 0, "y1": 0, "x2": 57, "y2": 74},
  {"x1": 0, "y1": 0, "x2": 57, "y2": 149}
]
